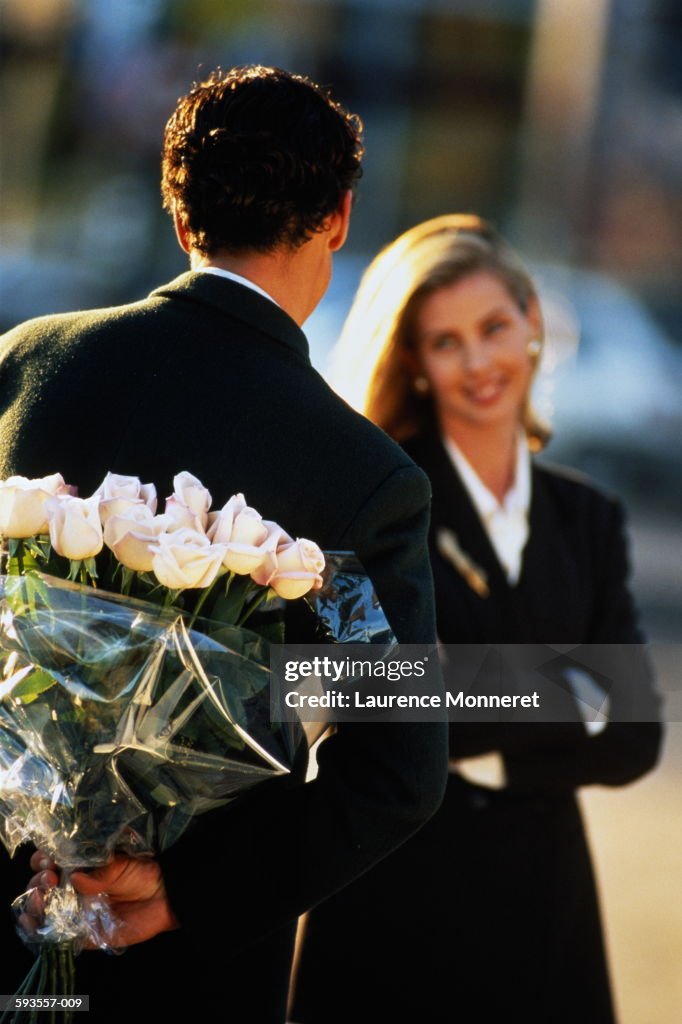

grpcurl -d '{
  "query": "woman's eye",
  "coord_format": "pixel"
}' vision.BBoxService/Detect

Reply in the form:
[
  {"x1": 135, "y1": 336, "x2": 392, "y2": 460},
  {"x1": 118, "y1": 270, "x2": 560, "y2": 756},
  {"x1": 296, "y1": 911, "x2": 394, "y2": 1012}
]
[
  {"x1": 483, "y1": 319, "x2": 507, "y2": 337},
  {"x1": 432, "y1": 334, "x2": 459, "y2": 351}
]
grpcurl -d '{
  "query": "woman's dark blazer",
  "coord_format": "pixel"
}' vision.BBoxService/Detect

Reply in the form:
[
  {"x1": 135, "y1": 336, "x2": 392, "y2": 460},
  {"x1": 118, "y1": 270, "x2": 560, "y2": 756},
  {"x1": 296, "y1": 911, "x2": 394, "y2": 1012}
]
[{"x1": 292, "y1": 430, "x2": 663, "y2": 1024}]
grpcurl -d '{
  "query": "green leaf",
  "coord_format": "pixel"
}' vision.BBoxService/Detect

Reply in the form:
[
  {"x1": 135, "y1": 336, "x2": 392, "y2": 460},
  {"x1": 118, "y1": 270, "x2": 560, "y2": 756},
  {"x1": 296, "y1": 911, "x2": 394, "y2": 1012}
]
[
  {"x1": 150, "y1": 783, "x2": 181, "y2": 806},
  {"x1": 24, "y1": 535, "x2": 50, "y2": 562},
  {"x1": 121, "y1": 567, "x2": 135, "y2": 595},
  {"x1": 83, "y1": 556, "x2": 98, "y2": 581},
  {"x1": 11, "y1": 668, "x2": 57, "y2": 705},
  {"x1": 210, "y1": 575, "x2": 251, "y2": 626},
  {"x1": 24, "y1": 570, "x2": 50, "y2": 606},
  {"x1": 252, "y1": 620, "x2": 285, "y2": 644}
]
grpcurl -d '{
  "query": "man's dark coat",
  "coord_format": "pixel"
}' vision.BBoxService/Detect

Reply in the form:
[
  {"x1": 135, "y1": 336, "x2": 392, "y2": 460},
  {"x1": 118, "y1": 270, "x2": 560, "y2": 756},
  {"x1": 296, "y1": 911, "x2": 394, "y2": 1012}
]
[{"x1": 0, "y1": 274, "x2": 447, "y2": 1021}]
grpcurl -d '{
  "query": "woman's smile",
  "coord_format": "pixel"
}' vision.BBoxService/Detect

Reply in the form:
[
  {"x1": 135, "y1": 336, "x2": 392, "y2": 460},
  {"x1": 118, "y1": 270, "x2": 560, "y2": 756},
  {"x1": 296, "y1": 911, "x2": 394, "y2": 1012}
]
[{"x1": 461, "y1": 374, "x2": 509, "y2": 406}]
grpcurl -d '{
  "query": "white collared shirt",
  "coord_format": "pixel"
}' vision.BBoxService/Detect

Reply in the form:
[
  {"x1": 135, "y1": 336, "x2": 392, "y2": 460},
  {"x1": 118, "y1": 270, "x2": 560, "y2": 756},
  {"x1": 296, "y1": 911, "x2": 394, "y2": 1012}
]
[
  {"x1": 195, "y1": 265, "x2": 281, "y2": 308},
  {"x1": 443, "y1": 433, "x2": 531, "y2": 585}
]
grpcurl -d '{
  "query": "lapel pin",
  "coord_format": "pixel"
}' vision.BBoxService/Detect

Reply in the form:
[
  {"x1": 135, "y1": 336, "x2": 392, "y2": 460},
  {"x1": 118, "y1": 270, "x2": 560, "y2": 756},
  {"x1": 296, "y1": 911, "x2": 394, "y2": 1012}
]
[{"x1": 436, "y1": 527, "x2": 490, "y2": 599}]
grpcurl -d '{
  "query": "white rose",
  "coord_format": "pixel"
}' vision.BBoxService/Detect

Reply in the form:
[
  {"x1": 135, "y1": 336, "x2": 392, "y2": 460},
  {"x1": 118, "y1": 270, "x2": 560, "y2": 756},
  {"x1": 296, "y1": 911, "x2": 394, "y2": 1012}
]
[
  {"x1": 103, "y1": 507, "x2": 173, "y2": 573},
  {"x1": 250, "y1": 522, "x2": 292, "y2": 588},
  {"x1": 164, "y1": 498, "x2": 206, "y2": 534},
  {"x1": 48, "y1": 495, "x2": 104, "y2": 561},
  {"x1": 150, "y1": 528, "x2": 226, "y2": 590},
  {"x1": 261, "y1": 537, "x2": 325, "y2": 600},
  {"x1": 93, "y1": 472, "x2": 158, "y2": 525},
  {"x1": 207, "y1": 494, "x2": 273, "y2": 575},
  {"x1": 0, "y1": 473, "x2": 70, "y2": 538},
  {"x1": 168, "y1": 472, "x2": 212, "y2": 529}
]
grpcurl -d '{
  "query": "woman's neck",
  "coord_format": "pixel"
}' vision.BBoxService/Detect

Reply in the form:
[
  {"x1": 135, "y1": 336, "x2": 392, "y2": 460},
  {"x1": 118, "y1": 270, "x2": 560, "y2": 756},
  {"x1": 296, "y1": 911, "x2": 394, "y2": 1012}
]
[{"x1": 441, "y1": 422, "x2": 519, "y2": 503}]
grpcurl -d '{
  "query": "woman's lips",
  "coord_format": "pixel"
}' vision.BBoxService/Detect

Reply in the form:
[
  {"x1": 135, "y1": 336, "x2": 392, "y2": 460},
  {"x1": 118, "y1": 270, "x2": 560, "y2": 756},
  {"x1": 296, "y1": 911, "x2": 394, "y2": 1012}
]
[{"x1": 463, "y1": 377, "x2": 507, "y2": 406}]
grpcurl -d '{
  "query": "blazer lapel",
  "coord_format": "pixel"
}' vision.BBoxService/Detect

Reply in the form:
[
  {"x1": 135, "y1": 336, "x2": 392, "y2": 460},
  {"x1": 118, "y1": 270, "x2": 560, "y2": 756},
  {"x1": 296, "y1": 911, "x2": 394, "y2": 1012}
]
[
  {"x1": 404, "y1": 432, "x2": 525, "y2": 640},
  {"x1": 404, "y1": 434, "x2": 587, "y2": 642},
  {"x1": 406, "y1": 432, "x2": 515, "y2": 590},
  {"x1": 515, "y1": 464, "x2": 586, "y2": 641}
]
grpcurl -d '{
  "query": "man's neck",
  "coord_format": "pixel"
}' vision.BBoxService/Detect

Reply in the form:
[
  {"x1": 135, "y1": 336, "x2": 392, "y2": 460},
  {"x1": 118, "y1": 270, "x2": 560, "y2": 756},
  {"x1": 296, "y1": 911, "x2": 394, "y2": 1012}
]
[
  {"x1": 190, "y1": 244, "x2": 328, "y2": 326},
  {"x1": 196, "y1": 266, "x2": 280, "y2": 309}
]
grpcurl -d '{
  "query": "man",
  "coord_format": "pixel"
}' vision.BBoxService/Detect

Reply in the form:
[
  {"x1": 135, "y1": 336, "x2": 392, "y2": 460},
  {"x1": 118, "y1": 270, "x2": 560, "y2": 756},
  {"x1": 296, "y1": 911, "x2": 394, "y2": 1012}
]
[{"x1": 0, "y1": 66, "x2": 447, "y2": 1021}]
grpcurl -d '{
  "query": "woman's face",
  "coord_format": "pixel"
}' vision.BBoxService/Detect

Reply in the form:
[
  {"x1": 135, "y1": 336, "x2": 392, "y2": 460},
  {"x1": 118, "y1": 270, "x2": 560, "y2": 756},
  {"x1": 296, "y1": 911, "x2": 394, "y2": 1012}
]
[{"x1": 412, "y1": 270, "x2": 540, "y2": 436}]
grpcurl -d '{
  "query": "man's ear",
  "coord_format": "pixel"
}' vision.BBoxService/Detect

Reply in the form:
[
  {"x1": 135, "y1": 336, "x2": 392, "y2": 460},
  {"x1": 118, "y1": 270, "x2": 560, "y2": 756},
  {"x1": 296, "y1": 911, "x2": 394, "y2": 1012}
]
[
  {"x1": 328, "y1": 190, "x2": 353, "y2": 252},
  {"x1": 173, "y1": 208, "x2": 192, "y2": 255}
]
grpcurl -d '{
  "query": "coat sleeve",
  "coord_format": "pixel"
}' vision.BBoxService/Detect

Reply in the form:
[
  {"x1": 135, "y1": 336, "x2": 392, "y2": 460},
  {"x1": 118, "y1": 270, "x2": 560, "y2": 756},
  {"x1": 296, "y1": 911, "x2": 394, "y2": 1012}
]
[
  {"x1": 159, "y1": 463, "x2": 448, "y2": 947},
  {"x1": 505, "y1": 498, "x2": 664, "y2": 792}
]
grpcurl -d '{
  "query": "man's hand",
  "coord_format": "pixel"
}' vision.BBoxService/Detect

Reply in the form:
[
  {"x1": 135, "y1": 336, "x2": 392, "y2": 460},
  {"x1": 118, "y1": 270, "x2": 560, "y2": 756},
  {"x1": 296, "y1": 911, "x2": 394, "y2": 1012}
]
[{"x1": 21, "y1": 851, "x2": 180, "y2": 949}]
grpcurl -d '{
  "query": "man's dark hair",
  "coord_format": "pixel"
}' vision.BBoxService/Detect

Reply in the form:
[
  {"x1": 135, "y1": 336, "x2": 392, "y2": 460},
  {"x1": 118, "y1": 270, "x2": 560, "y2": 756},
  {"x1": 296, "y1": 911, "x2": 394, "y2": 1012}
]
[{"x1": 161, "y1": 64, "x2": 364, "y2": 255}]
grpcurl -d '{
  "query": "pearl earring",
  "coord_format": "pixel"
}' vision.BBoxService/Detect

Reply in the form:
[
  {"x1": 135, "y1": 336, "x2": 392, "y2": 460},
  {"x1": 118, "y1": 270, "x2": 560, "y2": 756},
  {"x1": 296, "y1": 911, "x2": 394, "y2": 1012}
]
[
  {"x1": 526, "y1": 339, "x2": 542, "y2": 357},
  {"x1": 413, "y1": 376, "x2": 430, "y2": 395}
]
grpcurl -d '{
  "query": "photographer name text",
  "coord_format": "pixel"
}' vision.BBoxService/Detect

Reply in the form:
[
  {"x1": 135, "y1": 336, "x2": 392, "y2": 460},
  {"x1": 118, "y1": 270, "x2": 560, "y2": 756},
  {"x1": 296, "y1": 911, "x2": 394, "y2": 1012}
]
[{"x1": 284, "y1": 690, "x2": 541, "y2": 710}]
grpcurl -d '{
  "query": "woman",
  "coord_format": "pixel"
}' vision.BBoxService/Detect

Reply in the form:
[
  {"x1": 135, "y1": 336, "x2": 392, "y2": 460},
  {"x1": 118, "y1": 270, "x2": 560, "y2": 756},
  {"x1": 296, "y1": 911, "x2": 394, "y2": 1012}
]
[{"x1": 292, "y1": 215, "x2": 662, "y2": 1023}]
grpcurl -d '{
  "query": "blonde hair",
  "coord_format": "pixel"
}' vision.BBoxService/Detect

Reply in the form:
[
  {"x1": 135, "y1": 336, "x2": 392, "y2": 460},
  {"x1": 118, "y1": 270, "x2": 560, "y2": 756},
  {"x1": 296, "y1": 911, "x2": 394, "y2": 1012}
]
[{"x1": 329, "y1": 213, "x2": 551, "y2": 449}]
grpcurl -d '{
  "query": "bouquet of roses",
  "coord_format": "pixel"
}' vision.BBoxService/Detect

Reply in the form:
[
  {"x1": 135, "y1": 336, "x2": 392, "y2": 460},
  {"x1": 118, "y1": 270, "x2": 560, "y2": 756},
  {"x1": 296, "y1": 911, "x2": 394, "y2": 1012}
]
[{"x1": 0, "y1": 470, "x2": 389, "y2": 1022}]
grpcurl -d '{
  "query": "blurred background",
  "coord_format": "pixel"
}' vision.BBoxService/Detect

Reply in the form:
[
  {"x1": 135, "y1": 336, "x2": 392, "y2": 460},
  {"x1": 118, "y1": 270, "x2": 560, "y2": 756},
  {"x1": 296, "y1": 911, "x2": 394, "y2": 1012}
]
[{"x1": 1, "y1": 1, "x2": 680, "y2": 1020}]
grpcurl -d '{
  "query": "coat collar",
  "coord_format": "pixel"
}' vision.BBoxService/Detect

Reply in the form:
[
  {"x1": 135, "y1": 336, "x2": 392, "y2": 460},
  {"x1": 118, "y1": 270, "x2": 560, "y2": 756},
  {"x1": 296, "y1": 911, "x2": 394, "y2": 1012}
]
[
  {"x1": 149, "y1": 271, "x2": 311, "y2": 363},
  {"x1": 404, "y1": 431, "x2": 514, "y2": 593},
  {"x1": 404, "y1": 430, "x2": 584, "y2": 639},
  {"x1": 403, "y1": 430, "x2": 562, "y2": 591}
]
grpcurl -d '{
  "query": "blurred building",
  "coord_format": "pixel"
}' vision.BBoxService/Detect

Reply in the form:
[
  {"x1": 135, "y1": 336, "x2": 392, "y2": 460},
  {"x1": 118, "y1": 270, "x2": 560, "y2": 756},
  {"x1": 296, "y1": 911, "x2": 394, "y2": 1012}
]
[
  {"x1": 2, "y1": 0, "x2": 680, "y2": 521},
  {"x1": 1, "y1": 0, "x2": 680, "y2": 510},
  {"x1": 2, "y1": 0, "x2": 680, "y2": 320}
]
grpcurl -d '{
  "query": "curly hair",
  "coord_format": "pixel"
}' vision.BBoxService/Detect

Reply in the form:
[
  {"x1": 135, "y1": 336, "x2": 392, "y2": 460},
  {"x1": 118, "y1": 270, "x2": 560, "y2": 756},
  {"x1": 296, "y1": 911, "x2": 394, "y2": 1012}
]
[{"x1": 161, "y1": 65, "x2": 364, "y2": 255}]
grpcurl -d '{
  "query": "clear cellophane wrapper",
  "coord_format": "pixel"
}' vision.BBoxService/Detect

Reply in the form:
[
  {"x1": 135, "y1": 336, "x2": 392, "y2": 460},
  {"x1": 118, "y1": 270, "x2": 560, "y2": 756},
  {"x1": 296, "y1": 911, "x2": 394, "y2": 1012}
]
[{"x1": 0, "y1": 554, "x2": 392, "y2": 957}]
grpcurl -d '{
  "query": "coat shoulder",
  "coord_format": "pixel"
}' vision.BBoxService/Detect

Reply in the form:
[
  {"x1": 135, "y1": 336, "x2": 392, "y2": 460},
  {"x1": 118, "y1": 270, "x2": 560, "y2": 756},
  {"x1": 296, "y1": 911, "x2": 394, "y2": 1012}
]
[
  {"x1": 318, "y1": 382, "x2": 424, "y2": 475},
  {"x1": 533, "y1": 458, "x2": 623, "y2": 526},
  {"x1": 0, "y1": 294, "x2": 168, "y2": 360}
]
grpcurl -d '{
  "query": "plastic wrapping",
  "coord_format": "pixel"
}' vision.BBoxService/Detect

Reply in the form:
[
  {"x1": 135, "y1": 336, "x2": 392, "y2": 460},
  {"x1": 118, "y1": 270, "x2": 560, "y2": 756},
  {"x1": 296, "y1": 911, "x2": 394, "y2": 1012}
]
[
  {"x1": 300, "y1": 552, "x2": 397, "y2": 745},
  {"x1": 306, "y1": 552, "x2": 397, "y2": 646},
  {"x1": 0, "y1": 557, "x2": 393, "y2": 965},
  {"x1": 0, "y1": 574, "x2": 296, "y2": 872}
]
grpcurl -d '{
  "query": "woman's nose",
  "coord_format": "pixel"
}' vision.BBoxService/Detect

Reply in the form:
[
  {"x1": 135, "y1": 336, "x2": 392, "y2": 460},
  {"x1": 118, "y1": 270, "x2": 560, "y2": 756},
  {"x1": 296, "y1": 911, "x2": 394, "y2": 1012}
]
[{"x1": 460, "y1": 342, "x2": 490, "y2": 372}]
